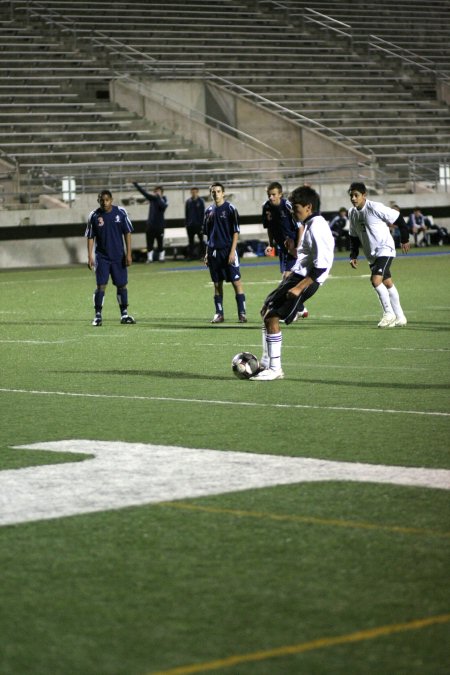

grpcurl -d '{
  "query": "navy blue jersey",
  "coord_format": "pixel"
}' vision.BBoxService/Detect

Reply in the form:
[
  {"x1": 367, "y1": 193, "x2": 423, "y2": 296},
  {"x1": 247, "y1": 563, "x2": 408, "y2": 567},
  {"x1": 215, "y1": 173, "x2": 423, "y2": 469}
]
[
  {"x1": 204, "y1": 201, "x2": 240, "y2": 249},
  {"x1": 185, "y1": 196, "x2": 205, "y2": 228},
  {"x1": 133, "y1": 182, "x2": 168, "y2": 231},
  {"x1": 85, "y1": 205, "x2": 133, "y2": 261},
  {"x1": 262, "y1": 197, "x2": 298, "y2": 247}
]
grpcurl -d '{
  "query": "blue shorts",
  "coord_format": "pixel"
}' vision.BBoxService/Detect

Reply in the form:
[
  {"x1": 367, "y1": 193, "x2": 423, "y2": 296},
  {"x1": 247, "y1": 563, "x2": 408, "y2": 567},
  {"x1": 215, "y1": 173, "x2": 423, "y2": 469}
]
[
  {"x1": 207, "y1": 247, "x2": 241, "y2": 283},
  {"x1": 95, "y1": 255, "x2": 128, "y2": 287}
]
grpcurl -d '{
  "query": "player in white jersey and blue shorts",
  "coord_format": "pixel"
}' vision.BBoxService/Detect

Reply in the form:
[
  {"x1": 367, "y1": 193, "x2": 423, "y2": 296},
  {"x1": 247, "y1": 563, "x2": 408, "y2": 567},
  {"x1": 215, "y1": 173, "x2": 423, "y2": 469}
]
[
  {"x1": 251, "y1": 186, "x2": 335, "y2": 380},
  {"x1": 347, "y1": 182, "x2": 410, "y2": 328},
  {"x1": 86, "y1": 190, "x2": 136, "y2": 326}
]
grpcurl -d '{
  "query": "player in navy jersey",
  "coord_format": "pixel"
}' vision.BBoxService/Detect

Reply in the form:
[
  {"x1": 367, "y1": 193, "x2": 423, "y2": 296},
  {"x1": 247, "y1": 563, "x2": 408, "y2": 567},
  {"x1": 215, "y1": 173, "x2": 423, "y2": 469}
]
[
  {"x1": 86, "y1": 190, "x2": 136, "y2": 326},
  {"x1": 262, "y1": 181, "x2": 301, "y2": 278},
  {"x1": 251, "y1": 186, "x2": 334, "y2": 380},
  {"x1": 203, "y1": 182, "x2": 246, "y2": 323},
  {"x1": 133, "y1": 182, "x2": 168, "y2": 262}
]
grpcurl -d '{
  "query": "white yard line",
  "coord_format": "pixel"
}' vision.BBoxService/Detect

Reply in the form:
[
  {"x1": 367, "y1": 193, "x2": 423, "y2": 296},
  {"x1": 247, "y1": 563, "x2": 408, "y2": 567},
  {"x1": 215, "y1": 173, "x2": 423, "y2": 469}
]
[{"x1": 0, "y1": 387, "x2": 448, "y2": 417}]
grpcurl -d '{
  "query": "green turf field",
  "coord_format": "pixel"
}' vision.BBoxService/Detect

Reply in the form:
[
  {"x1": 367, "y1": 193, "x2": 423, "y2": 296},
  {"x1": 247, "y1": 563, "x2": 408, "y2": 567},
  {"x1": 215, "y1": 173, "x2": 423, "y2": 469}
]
[{"x1": 1, "y1": 250, "x2": 449, "y2": 675}]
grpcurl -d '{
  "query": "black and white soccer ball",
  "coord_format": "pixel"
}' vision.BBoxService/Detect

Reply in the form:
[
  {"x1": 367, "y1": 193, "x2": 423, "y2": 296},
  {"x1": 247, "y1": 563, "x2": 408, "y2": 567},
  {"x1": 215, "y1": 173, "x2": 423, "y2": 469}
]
[{"x1": 231, "y1": 352, "x2": 260, "y2": 379}]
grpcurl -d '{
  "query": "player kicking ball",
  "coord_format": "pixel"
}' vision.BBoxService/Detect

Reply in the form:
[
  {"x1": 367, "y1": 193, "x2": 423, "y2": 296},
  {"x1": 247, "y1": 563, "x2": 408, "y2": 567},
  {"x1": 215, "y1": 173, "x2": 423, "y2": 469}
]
[
  {"x1": 251, "y1": 186, "x2": 334, "y2": 380},
  {"x1": 86, "y1": 190, "x2": 136, "y2": 326}
]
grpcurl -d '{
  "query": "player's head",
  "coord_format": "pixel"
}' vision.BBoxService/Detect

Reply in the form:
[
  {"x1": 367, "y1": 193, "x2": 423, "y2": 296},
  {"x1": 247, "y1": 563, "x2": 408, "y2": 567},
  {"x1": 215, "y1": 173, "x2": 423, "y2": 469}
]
[
  {"x1": 289, "y1": 186, "x2": 320, "y2": 222},
  {"x1": 97, "y1": 190, "x2": 113, "y2": 211},
  {"x1": 348, "y1": 182, "x2": 367, "y2": 209},
  {"x1": 267, "y1": 181, "x2": 283, "y2": 205},
  {"x1": 154, "y1": 185, "x2": 164, "y2": 195},
  {"x1": 210, "y1": 182, "x2": 225, "y2": 205},
  {"x1": 190, "y1": 186, "x2": 199, "y2": 197}
]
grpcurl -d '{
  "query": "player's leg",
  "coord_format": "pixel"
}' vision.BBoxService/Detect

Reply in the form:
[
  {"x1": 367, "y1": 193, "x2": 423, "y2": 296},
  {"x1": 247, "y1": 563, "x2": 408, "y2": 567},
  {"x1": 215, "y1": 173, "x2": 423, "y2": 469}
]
[
  {"x1": 383, "y1": 277, "x2": 407, "y2": 327},
  {"x1": 111, "y1": 262, "x2": 136, "y2": 324},
  {"x1": 227, "y1": 251, "x2": 246, "y2": 322},
  {"x1": 156, "y1": 232, "x2": 165, "y2": 262},
  {"x1": 92, "y1": 256, "x2": 109, "y2": 325},
  {"x1": 370, "y1": 258, "x2": 396, "y2": 327},
  {"x1": 211, "y1": 280, "x2": 224, "y2": 322}
]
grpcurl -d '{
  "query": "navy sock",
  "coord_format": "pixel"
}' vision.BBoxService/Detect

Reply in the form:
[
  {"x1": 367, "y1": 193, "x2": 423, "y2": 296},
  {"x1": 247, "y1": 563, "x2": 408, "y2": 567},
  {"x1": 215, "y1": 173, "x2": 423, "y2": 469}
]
[
  {"x1": 117, "y1": 288, "x2": 128, "y2": 315},
  {"x1": 236, "y1": 293, "x2": 246, "y2": 315},
  {"x1": 214, "y1": 295, "x2": 223, "y2": 315},
  {"x1": 93, "y1": 289, "x2": 105, "y2": 314}
]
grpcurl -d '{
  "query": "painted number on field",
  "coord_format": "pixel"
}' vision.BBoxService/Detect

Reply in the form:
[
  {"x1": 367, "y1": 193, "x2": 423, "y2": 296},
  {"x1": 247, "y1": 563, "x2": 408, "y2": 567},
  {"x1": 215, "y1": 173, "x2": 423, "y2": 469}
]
[{"x1": 1, "y1": 440, "x2": 449, "y2": 526}]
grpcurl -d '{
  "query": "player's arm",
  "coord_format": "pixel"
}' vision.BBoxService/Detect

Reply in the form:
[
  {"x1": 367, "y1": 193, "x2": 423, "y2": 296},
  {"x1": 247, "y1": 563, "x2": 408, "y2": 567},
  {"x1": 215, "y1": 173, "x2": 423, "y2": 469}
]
[
  {"x1": 394, "y1": 212, "x2": 410, "y2": 254},
  {"x1": 133, "y1": 181, "x2": 154, "y2": 201},
  {"x1": 228, "y1": 231, "x2": 239, "y2": 264},
  {"x1": 349, "y1": 235, "x2": 360, "y2": 268},
  {"x1": 124, "y1": 232, "x2": 132, "y2": 266},
  {"x1": 287, "y1": 268, "x2": 326, "y2": 297},
  {"x1": 87, "y1": 236, "x2": 95, "y2": 270}
]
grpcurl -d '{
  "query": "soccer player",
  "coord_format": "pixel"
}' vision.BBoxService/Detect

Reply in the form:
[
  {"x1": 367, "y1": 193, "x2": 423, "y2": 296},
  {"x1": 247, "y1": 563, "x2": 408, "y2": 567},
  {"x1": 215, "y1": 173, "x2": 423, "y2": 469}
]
[
  {"x1": 263, "y1": 181, "x2": 302, "y2": 279},
  {"x1": 185, "y1": 186, "x2": 205, "y2": 259},
  {"x1": 133, "y1": 182, "x2": 168, "y2": 262},
  {"x1": 251, "y1": 186, "x2": 334, "y2": 380},
  {"x1": 203, "y1": 182, "x2": 246, "y2": 323},
  {"x1": 86, "y1": 189, "x2": 136, "y2": 326},
  {"x1": 348, "y1": 182, "x2": 409, "y2": 328}
]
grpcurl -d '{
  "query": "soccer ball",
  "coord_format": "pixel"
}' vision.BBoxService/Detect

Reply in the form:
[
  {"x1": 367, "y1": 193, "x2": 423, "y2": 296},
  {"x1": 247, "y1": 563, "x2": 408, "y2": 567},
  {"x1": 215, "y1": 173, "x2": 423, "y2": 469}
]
[{"x1": 232, "y1": 352, "x2": 260, "y2": 379}]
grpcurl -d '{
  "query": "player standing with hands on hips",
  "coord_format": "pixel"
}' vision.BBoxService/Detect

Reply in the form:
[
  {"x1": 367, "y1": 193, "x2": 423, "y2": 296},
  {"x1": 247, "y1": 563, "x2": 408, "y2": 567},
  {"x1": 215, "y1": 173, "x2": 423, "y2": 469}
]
[
  {"x1": 203, "y1": 182, "x2": 247, "y2": 323},
  {"x1": 347, "y1": 182, "x2": 409, "y2": 328},
  {"x1": 86, "y1": 189, "x2": 136, "y2": 326},
  {"x1": 251, "y1": 186, "x2": 334, "y2": 380}
]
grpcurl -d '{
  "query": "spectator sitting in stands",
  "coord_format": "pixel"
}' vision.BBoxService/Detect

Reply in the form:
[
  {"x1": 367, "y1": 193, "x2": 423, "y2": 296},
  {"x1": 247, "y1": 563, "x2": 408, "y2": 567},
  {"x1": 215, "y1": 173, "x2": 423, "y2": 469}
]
[
  {"x1": 407, "y1": 207, "x2": 430, "y2": 247},
  {"x1": 422, "y1": 214, "x2": 448, "y2": 246},
  {"x1": 329, "y1": 207, "x2": 350, "y2": 251}
]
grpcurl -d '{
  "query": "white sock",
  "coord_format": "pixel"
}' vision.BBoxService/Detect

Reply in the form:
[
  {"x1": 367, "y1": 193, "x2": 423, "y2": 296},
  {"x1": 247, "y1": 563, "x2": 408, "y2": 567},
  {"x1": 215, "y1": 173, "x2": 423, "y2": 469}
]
[
  {"x1": 267, "y1": 332, "x2": 282, "y2": 371},
  {"x1": 388, "y1": 285, "x2": 404, "y2": 318},
  {"x1": 374, "y1": 284, "x2": 393, "y2": 314}
]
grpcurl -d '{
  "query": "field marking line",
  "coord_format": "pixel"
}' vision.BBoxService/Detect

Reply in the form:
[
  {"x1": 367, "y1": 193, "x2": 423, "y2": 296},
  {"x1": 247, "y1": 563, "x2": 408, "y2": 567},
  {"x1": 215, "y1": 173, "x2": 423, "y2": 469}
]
[
  {"x1": 159, "y1": 503, "x2": 450, "y2": 539},
  {"x1": 2, "y1": 440, "x2": 449, "y2": 526},
  {"x1": 151, "y1": 613, "x2": 450, "y2": 674},
  {"x1": 0, "y1": 388, "x2": 449, "y2": 417}
]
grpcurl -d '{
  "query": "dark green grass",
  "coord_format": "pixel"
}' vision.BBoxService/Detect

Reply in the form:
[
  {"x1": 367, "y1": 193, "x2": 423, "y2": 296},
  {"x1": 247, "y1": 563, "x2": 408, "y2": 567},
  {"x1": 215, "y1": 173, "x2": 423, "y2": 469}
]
[{"x1": 0, "y1": 251, "x2": 449, "y2": 674}]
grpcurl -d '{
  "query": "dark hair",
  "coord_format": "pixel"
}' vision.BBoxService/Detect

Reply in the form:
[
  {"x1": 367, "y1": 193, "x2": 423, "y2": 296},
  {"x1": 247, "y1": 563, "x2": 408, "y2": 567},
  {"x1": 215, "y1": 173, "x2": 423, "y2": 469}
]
[
  {"x1": 267, "y1": 181, "x2": 283, "y2": 192},
  {"x1": 210, "y1": 182, "x2": 225, "y2": 192},
  {"x1": 98, "y1": 189, "x2": 112, "y2": 199},
  {"x1": 348, "y1": 182, "x2": 367, "y2": 194},
  {"x1": 289, "y1": 185, "x2": 320, "y2": 212},
  {"x1": 154, "y1": 185, "x2": 164, "y2": 193}
]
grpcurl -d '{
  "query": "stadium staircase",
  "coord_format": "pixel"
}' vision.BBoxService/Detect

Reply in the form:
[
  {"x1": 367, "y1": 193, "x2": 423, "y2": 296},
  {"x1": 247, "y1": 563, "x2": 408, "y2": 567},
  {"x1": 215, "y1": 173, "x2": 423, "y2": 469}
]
[{"x1": 1, "y1": 0, "x2": 449, "y2": 208}]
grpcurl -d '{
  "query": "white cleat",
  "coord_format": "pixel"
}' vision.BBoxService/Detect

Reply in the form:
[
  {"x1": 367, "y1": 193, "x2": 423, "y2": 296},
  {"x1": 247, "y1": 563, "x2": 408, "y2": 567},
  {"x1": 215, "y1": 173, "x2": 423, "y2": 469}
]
[
  {"x1": 378, "y1": 312, "x2": 396, "y2": 328},
  {"x1": 395, "y1": 315, "x2": 407, "y2": 327},
  {"x1": 250, "y1": 368, "x2": 285, "y2": 381}
]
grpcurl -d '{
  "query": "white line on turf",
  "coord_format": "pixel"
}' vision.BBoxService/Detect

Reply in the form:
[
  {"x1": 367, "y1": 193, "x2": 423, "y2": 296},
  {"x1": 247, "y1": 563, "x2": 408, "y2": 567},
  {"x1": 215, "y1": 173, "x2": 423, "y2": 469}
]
[
  {"x1": 1, "y1": 439, "x2": 449, "y2": 526},
  {"x1": 0, "y1": 388, "x2": 448, "y2": 417}
]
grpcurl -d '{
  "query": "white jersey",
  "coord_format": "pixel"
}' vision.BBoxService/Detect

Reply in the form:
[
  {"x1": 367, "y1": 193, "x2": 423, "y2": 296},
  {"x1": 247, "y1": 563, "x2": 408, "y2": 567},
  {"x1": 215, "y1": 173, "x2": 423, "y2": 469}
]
[
  {"x1": 292, "y1": 213, "x2": 334, "y2": 284},
  {"x1": 348, "y1": 199, "x2": 398, "y2": 263}
]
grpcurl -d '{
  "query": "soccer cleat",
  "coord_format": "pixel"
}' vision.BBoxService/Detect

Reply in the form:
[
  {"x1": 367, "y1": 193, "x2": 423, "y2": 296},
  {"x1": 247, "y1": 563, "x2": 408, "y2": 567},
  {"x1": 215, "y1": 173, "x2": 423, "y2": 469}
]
[
  {"x1": 92, "y1": 315, "x2": 102, "y2": 326},
  {"x1": 250, "y1": 368, "x2": 285, "y2": 381},
  {"x1": 377, "y1": 312, "x2": 396, "y2": 328},
  {"x1": 120, "y1": 314, "x2": 136, "y2": 324},
  {"x1": 259, "y1": 356, "x2": 270, "y2": 370},
  {"x1": 211, "y1": 313, "x2": 224, "y2": 323},
  {"x1": 298, "y1": 307, "x2": 309, "y2": 318},
  {"x1": 395, "y1": 315, "x2": 407, "y2": 327},
  {"x1": 238, "y1": 314, "x2": 247, "y2": 323}
]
